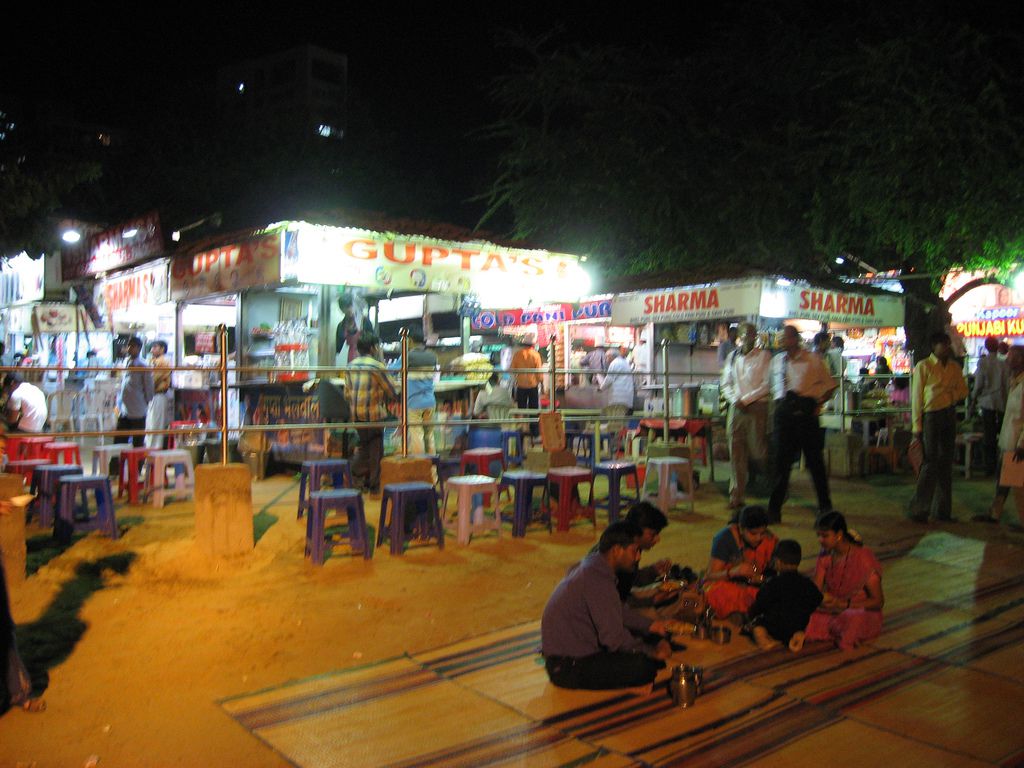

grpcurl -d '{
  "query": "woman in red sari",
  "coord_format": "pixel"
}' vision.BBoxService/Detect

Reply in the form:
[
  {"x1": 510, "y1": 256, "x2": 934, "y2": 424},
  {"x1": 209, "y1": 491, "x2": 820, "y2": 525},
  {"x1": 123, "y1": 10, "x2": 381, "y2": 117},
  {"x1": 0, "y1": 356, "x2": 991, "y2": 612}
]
[
  {"x1": 805, "y1": 511, "x2": 884, "y2": 650},
  {"x1": 704, "y1": 506, "x2": 778, "y2": 621}
]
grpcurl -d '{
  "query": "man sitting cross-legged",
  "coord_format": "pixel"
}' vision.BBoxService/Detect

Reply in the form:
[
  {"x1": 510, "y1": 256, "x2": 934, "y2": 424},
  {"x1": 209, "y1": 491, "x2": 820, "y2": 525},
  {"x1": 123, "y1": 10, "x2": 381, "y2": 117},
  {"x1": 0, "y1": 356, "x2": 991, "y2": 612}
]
[{"x1": 541, "y1": 521, "x2": 676, "y2": 691}]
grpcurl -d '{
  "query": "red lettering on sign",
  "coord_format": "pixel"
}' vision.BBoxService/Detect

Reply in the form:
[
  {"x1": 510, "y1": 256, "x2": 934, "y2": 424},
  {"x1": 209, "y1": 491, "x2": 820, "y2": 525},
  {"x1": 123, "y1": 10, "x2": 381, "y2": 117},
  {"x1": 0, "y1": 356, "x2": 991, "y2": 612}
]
[
  {"x1": 345, "y1": 239, "x2": 377, "y2": 260},
  {"x1": 481, "y1": 253, "x2": 507, "y2": 272},
  {"x1": 421, "y1": 246, "x2": 448, "y2": 266}
]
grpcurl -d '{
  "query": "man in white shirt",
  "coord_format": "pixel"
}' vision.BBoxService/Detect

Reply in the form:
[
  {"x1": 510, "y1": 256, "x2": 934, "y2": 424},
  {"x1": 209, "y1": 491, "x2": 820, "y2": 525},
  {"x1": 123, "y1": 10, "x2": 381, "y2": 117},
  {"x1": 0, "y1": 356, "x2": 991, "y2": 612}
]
[
  {"x1": 3, "y1": 374, "x2": 48, "y2": 433},
  {"x1": 973, "y1": 336, "x2": 1009, "y2": 476},
  {"x1": 720, "y1": 323, "x2": 771, "y2": 510},
  {"x1": 768, "y1": 326, "x2": 837, "y2": 522},
  {"x1": 601, "y1": 347, "x2": 635, "y2": 410}
]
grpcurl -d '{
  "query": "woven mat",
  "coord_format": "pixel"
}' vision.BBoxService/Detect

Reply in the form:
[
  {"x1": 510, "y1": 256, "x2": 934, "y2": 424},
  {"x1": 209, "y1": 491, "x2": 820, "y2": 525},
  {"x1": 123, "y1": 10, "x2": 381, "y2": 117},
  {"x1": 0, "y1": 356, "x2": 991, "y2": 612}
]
[{"x1": 222, "y1": 533, "x2": 1024, "y2": 767}]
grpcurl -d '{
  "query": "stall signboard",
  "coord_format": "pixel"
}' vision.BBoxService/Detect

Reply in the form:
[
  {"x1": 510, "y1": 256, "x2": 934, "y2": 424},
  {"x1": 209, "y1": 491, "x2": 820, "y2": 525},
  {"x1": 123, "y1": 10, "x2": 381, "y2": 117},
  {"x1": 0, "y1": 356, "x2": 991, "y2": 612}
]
[
  {"x1": 611, "y1": 279, "x2": 763, "y2": 325},
  {"x1": 62, "y1": 212, "x2": 164, "y2": 280},
  {"x1": 96, "y1": 261, "x2": 170, "y2": 328},
  {"x1": 955, "y1": 317, "x2": 1024, "y2": 338},
  {"x1": 0, "y1": 252, "x2": 45, "y2": 306},
  {"x1": 245, "y1": 388, "x2": 324, "y2": 464},
  {"x1": 31, "y1": 304, "x2": 97, "y2": 333},
  {"x1": 759, "y1": 281, "x2": 904, "y2": 327},
  {"x1": 470, "y1": 298, "x2": 612, "y2": 331},
  {"x1": 170, "y1": 231, "x2": 283, "y2": 301},
  {"x1": 282, "y1": 223, "x2": 591, "y2": 303}
]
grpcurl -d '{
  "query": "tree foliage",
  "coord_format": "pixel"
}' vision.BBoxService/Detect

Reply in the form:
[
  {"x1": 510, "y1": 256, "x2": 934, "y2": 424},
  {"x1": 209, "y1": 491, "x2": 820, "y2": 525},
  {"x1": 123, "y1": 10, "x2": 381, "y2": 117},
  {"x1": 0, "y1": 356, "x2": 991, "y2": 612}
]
[{"x1": 482, "y1": 3, "x2": 1024, "y2": 357}]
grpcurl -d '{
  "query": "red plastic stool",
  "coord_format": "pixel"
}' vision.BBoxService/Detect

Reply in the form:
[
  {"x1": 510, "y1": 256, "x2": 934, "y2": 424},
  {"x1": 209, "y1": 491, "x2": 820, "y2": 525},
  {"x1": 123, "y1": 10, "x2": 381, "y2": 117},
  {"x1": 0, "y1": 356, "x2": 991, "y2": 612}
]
[
  {"x1": 3, "y1": 459, "x2": 51, "y2": 488},
  {"x1": 17, "y1": 436, "x2": 53, "y2": 461},
  {"x1": 44, "y1": 442, "x2": 82, "y2": 466},
  {"x1": 167, "y1": 421, "x2": 203, "y2": 449},
  {"x1": 460, "y1": 447, "x2": 504, "y2": 476},
  {"x1": 118, "y1": 447, "x2": 151, "y2": 505},
  {"x1": 546, "y1": 466, "x2": 596, "y2": 532}
]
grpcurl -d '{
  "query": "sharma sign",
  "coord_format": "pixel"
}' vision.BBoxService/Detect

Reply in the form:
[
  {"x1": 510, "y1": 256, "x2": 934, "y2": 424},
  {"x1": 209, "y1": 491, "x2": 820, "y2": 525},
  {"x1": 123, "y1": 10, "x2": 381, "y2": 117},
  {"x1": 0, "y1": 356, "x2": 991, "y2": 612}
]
[
  {"x1": 760, "y1": 283, "x2": 904, "y2": 327},
  {"x1": 611, "y1": 280, "x2": 763, "y2": 324}
]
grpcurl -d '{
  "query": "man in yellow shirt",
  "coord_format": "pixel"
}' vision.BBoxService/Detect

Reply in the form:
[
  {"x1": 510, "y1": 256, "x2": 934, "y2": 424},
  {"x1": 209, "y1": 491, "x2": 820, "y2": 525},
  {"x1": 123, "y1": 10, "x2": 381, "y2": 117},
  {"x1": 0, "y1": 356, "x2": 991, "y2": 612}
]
[
  {"x1": 909, "y1": 332, "x2": 969, "y2": 522},
  {"x1": 511, "y1": 336, "x2": 544, "y2": 438}
]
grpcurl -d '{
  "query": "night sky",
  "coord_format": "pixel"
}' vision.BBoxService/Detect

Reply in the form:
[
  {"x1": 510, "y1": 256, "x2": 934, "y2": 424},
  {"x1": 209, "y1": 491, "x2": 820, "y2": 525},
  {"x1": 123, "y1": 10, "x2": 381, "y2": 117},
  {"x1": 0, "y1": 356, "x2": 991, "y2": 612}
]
[{"x1": 2, "y1": 4, "x2": 723, "y2": 227}]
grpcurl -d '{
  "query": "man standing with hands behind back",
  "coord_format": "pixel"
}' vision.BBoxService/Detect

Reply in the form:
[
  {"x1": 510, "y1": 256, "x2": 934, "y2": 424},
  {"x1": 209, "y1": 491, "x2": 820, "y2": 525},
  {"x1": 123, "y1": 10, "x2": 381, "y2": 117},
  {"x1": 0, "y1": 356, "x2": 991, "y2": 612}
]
[
  {"x1": 908, "y1": 332, "x2": 969, "y2": 522},
  {"x1": 721, "y1": 323, "x2": 772, "y2": 510},
  {"x1": 768, "y1": 326, "x2": 837, "y2": 523}
]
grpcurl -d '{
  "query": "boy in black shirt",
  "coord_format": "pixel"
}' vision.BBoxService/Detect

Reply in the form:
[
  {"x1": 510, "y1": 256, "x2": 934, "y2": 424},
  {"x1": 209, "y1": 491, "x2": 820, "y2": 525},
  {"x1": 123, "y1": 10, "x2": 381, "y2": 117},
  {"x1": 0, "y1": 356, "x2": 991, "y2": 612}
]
[{"x1": 747, "y1": 539, "x2": 822, "y2": 652}]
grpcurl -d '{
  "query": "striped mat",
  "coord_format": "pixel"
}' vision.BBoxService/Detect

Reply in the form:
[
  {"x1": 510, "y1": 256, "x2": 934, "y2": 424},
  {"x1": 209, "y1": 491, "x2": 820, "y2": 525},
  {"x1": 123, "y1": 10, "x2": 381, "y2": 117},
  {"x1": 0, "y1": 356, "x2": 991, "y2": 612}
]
[{"x1": 222, "y1": 533, "x2": 1024, "y2": 767}]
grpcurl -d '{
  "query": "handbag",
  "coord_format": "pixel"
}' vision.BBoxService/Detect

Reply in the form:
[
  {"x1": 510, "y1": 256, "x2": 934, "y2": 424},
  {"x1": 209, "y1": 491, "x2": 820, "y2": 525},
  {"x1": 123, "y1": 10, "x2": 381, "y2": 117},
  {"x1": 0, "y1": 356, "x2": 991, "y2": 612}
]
[{"x1": 999, "y1": 450, "x2": 1024, "y2": 487}]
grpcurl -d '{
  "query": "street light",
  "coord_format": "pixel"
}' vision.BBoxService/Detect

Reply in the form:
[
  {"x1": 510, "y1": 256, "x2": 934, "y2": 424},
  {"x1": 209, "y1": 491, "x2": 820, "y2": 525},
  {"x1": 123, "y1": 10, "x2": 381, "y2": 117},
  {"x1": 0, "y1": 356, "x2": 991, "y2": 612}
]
[{"x1": 61, "y1": 229, "x2": 82, "y2": 244}]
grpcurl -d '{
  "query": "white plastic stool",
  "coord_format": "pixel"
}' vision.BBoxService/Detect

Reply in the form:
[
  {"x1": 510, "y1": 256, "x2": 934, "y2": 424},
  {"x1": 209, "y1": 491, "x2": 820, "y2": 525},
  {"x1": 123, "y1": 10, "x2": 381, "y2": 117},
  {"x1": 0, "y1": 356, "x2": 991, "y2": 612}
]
[
  {"x1": 144, "y1": 449, "x2": 196, "y2": 508},
  {"x1": 91, "y1": 443, "x2": 128, "y2": 476},
  {"x1": 442, "y1": 474, "x2": 502, "y2": 545},
  {"x1": 643, "y1": 456, "x2": 694, "y2": 514}
]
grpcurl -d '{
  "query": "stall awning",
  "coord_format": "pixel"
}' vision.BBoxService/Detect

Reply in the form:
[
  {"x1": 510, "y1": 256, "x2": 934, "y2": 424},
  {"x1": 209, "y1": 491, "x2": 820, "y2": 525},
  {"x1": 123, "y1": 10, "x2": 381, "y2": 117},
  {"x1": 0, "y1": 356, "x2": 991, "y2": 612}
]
[
  {"x1": 611, "y1": 277, "x2": 904, "y2": 328},
  {"x1": 280, "y1": 222, "x2": 592, "y2": 304}
]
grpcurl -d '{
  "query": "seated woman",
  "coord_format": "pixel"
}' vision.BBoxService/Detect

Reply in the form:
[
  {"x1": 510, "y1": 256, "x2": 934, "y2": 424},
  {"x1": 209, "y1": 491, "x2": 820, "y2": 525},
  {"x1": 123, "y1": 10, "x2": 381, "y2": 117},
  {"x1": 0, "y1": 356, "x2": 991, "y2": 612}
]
[
  {"x1": 805, "y1": 511, "x2": 884, "y2": 650},
  {"x1": 704, "y1": 506, "x2": 778, "y2": 622}
]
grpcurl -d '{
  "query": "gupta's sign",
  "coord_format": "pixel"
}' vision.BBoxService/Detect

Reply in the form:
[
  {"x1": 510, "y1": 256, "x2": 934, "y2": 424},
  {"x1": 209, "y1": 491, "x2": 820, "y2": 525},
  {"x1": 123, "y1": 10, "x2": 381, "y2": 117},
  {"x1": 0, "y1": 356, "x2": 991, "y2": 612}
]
[
  {"x1": 281, "y1": 223, "x2": 591, "y2": 303},
  {"x1": 170, "y1": 232, "x2": 282, "y2": 300}
]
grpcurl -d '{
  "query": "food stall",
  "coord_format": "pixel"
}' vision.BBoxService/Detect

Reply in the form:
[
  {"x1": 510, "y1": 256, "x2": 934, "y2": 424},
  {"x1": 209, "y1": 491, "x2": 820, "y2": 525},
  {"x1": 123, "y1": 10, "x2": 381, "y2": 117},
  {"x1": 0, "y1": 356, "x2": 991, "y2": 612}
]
[{"x1": 167, "y1": 219, "x2": 592, "y2": 469}]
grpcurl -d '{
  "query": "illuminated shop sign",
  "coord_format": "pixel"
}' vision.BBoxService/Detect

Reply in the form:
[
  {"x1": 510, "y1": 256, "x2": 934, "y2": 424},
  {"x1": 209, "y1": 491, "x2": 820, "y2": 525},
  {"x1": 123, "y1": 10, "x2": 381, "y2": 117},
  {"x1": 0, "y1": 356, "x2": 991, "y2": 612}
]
[
  {"x1": 956, "y1": 319, "x2": 1024, "y2": 338},
  {"x1": 282, "y1": 222, "x2": 591, "y2": 303},
  {"x1": 976, "y1": 307, "x2": 1022, "y2": 321},
  {"x1": 470, "y1": 299, "x2": 612, "y2": 330}
]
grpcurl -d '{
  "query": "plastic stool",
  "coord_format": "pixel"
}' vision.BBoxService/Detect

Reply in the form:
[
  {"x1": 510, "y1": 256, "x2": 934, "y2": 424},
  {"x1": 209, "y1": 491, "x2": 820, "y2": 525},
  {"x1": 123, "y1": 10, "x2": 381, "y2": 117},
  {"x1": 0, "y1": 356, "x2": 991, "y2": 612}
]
[
  {"x1": 499, "y1": 470, "x2": 549, "y2": 537},
  {"x1": 143, "y1": 449, "x2": 196, "y2": 508},
  {"x1": 43, "y1": 441, "x2": 82, "y2": 466},
  {"x1": 460, "y1": 447, "x2": 505, "y2": 476},
  {"x1": 501, "y1": 430, "x2": 525, "y2": 467},
  {"x1": 18, "y1": 437, "x2": 54, "y2": 461},
  {"x1": 594, "y1": 461, "x2": 641, "y2": 524},
  {"x1": 443, "y1": 475, "x2": 502, "y2": 545},
  {"x1": 306, "y1": 489, "x2": 371, "y2": 564},
  {"x1": 377, "y1": 482, "x2": 443, "y2": 555},
  {"x1": 546, "y1": 467, "x2": 596, "y2": 532},
  {"x1": 91, "y1": 443, "x2": 128, "y2": 476},
  {"x1": 3, "y1": 459, "x2": 50, "y2": 488},
  {"x1": 297, "y1": 459, "x2": 353, "y2": 518},
  {"x1": 118, "y1": 447, "x2": 151, "y2": 505},
  {"x1": 644, "y1": 456, "x2": 695, "y2": 514},
  {"x1": 167, "y1": 421, "x2": 203, "y2": 449},
  {"x1": 30, "y1": 464, "x2": 83, "y2": 528},
  {"x1": 56, "y1": 475, "x2": 118, "y2": 543}
]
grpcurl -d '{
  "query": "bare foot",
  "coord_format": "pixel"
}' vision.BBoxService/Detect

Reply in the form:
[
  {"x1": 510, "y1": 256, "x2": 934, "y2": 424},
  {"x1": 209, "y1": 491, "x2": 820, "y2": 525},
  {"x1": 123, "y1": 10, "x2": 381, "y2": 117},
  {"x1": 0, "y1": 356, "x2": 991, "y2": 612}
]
[
  {"x1": 20, "y1": 697, "x2": 46, "y2": 713},
  {"x1": 789, "y1": 631, "x2": 805, "y2": 653},
  {"x1": 753, "y1": 626, "x2": 781, "y2": 651}
]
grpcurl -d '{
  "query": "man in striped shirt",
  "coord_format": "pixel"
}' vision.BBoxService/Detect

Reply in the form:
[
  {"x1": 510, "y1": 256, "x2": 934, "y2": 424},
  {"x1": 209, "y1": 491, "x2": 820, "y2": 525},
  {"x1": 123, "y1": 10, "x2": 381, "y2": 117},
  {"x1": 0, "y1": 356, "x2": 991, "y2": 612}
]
[{"x1": 345, "y1": 333, "x2": 397, "y2": 493}]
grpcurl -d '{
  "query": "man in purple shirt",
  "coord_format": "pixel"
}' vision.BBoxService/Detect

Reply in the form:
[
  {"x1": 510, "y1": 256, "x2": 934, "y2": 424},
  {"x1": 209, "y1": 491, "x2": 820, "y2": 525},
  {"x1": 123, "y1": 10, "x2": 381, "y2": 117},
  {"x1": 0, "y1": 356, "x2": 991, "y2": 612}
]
[{"x1": 541, "y1": 521, "x2": 674, "y2": 690}]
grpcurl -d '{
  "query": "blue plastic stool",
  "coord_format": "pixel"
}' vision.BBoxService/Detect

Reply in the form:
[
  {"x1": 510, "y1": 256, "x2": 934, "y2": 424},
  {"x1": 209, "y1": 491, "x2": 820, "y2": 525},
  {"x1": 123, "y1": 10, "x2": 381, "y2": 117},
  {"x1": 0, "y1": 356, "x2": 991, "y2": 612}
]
[
  {"x1": 30, "y1": 464, "x2": 83, "y2": 528},
  {"x1": 56, "y1": 475, "x2": 118, "y2": 543},
  {"x1": 499, "y1": 470, "x2": 549, "y2": 537},
  {"x1": 593, "y1": 461, "x2": 641, "y2": 524},
  {"x1": 501, "y1": 430, "x2": 525, "y2": 467},
  {"x1": 297, "y1": 459, "x2": 353, "y2": 518},
  {"x1": 377, "y1": 482, "x2": 443, "y2": 555},
  {"x1": 306, "y1": 489, "x2": 371, "y2": 564}
]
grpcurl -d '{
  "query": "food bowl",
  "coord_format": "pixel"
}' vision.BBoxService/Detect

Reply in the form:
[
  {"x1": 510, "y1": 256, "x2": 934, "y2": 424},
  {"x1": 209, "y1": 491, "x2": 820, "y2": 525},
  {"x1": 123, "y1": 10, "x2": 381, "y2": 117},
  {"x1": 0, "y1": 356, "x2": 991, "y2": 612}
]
[{"x1": 710, "y1": 625, "x2": 732, "y2": 644}]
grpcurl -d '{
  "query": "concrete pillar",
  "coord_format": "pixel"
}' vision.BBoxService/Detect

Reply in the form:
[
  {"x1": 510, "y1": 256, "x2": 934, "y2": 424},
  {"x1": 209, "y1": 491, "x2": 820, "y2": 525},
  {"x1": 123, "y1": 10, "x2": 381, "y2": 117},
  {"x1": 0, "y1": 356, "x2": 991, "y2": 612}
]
[
  {"x1": 194, "y1": 464, "x2": 254, "y2": 557},
  {"x1": 0, "y1": 473, "x2": 27, "y2": 586}
]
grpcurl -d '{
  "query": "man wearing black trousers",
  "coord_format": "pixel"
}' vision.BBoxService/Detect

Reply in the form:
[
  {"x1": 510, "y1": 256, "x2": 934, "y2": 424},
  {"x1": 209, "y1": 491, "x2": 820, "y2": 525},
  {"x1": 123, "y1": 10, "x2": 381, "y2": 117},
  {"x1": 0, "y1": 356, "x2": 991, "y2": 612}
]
[{"x1": 767, "y1": 326, "x2": 838, "y2": 523}]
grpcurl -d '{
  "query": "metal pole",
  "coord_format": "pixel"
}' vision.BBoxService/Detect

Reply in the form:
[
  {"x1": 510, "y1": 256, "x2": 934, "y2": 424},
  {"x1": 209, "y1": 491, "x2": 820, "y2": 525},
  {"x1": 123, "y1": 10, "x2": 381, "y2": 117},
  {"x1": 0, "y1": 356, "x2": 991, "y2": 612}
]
[
  {"x1": 661, "y1": 339, "x2": 670, "y2": 443},
  {"x1": 549, "y1": 339, "x2": 557, "y2": 412},
  {"x1": 400, "y1": 326, "x2": 409, "y2": 457},
  {"x1": 219, "y1": 323, "x2": 229, "y2": 464}
]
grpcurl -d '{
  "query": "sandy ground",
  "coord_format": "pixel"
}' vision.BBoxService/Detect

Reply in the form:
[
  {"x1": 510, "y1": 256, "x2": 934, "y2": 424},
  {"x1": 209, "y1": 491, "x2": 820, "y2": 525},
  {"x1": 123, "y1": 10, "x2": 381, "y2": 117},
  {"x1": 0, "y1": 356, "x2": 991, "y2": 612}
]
[{"x1": 0, "y1": 459, "x2": 1015, "y2": 767}]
